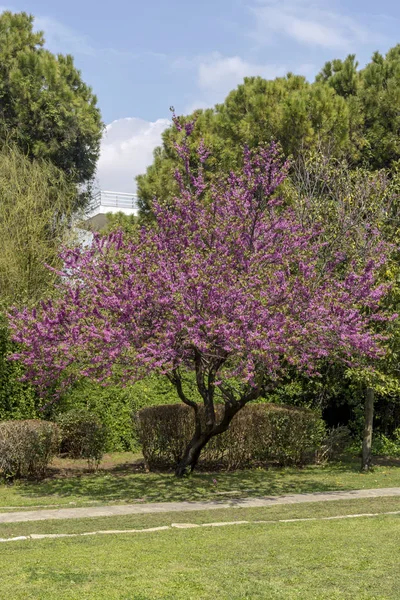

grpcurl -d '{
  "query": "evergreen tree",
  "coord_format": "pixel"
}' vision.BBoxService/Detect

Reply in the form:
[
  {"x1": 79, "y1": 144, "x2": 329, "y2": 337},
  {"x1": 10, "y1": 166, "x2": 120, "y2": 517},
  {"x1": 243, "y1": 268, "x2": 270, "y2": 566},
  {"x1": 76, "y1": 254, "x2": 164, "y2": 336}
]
[{"x1": 0, "y1": 11, "x2": 103, "y2": 189}]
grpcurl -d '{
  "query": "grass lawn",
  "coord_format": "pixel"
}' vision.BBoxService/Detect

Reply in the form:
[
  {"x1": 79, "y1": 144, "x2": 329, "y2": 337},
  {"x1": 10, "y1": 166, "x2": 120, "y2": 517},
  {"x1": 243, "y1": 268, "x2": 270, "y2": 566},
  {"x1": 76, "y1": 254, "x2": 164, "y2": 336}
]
[
  {"x1": 0, "y1": 453, "x2": 400, "y2": 511},
  {"x1": 0, "y1": 508, "x2": 399, "y2": 599}
]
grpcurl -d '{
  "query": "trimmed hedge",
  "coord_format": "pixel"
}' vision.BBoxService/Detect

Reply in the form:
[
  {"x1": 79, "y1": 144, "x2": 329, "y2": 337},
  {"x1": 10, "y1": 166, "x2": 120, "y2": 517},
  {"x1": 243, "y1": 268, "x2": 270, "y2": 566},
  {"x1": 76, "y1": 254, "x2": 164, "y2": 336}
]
[
  {"x1": 56, "y1": 409, "x2": 107, "y2": 468},
  {"x1": 136, "y1": 403, "x2": 325, "y2": 470},
  {"x1": 0, "y1": 419, "x2": 59, "y2": 479}
]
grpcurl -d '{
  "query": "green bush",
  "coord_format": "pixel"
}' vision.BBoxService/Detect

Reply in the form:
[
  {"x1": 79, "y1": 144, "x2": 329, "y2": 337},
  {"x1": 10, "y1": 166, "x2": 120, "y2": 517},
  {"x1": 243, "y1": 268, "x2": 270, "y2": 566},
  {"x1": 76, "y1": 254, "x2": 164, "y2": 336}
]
[
  {"x1": 0, "y1": 419, "x2": 59, "y2": 479},
  {"x1": 58, "y1": 385, "x2": 136, "y2": 452},
  {"x1": 137, "y1": 403, "x2": 325, "y2": 470},
  {"x1": 0, "y1": 316, "x2": 38, "y2": 421},
  {"x1": 58, "y1": 375, "x2": 185, "y2": 452},
  {"x1": 56, "y1": 409, "x2": 107, "y2": 468},
  {"x1": 371, "y1": 429, "x2": 400, "y2": 458}
]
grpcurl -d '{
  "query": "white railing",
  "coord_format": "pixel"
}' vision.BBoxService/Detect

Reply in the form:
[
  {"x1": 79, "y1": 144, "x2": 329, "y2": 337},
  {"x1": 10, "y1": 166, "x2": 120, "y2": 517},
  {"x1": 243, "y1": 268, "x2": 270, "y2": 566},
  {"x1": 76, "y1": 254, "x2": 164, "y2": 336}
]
[{"x1": 91, "y1": 190, "x2": 139, "y2": 211}]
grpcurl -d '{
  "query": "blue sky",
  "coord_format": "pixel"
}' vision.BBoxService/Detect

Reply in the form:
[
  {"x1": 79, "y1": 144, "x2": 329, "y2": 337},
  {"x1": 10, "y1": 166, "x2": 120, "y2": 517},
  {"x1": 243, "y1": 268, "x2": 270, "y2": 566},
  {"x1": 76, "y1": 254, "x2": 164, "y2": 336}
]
[{"x1": 1, "y1": 0, "x2": 399, "y2": 191}]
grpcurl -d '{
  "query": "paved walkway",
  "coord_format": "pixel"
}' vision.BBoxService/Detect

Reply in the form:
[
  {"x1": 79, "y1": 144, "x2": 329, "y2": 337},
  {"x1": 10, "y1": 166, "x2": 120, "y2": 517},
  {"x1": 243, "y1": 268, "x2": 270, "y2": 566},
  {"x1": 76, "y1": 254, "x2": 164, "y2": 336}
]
[{"x1": 1, "y1": 487, "x2": 399, "y2": 524}]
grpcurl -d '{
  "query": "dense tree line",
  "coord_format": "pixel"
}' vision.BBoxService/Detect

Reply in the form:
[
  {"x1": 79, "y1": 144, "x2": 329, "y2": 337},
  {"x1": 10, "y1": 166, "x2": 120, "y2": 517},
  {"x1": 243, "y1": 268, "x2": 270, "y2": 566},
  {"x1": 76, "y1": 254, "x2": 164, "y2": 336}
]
[{"x1": 137, "y1": 45, "x2": 400, "y2": 219}]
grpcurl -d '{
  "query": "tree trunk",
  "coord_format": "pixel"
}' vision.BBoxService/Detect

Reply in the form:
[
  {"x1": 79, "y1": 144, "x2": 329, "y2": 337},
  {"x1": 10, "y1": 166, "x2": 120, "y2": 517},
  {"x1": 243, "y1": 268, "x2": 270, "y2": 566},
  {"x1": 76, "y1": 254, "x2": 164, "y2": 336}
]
[
  {"x1": 175, "y1": 406, "x2": 240, "y2": 477},
  {"x1": 171, "y1": 368, "x2": 262, "y2": 477},
  {"x1": 175, "y1": 431, "x2": 213, "y2": 477},
  {"x1": 361, "y1": 387, "x2": 374, "y2": 472}
]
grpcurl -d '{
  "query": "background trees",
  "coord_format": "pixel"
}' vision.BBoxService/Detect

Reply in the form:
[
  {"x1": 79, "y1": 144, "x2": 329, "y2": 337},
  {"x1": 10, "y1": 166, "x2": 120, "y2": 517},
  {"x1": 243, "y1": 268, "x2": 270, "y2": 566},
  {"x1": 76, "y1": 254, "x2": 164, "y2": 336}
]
[
  {"x1": 0, "y1": 10, "x2": 104, "y2": 421},
  {"x1": 0, "y1": 11, "x2": 103, "y2": 193},
  {"x1": 284, "y1": 150, "x2": 400, "y2": 469},
  {"x1": 0, "y1": 144, "x2": 77, "y2": 309},
  {"x1": 137, "y1": 77, "x2": 350, "y2": 217},
  {"x1": 0, "y1": 144, "x2": 79, "y2": 421},
  {"x1": 317, "y1": 46, "x2": 400, "y2": 170},
  {"x1": 138, "y1": 45, "x2": 400, "y2": 219}
]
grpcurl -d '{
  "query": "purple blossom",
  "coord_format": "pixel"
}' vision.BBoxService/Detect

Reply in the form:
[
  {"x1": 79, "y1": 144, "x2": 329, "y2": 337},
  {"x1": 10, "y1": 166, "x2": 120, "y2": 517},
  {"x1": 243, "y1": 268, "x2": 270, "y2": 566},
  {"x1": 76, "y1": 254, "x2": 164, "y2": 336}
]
[{"x1": 9, "y1": 124, "x2": 390, "y2": 402}]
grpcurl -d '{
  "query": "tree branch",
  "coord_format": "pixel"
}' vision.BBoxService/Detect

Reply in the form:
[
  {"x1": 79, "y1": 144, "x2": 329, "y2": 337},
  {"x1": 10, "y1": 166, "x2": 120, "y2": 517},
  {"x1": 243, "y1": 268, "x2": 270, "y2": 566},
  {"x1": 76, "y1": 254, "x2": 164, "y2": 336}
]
[{"x1": 167, "y1": 369, "x2": 198, "y2": 412}]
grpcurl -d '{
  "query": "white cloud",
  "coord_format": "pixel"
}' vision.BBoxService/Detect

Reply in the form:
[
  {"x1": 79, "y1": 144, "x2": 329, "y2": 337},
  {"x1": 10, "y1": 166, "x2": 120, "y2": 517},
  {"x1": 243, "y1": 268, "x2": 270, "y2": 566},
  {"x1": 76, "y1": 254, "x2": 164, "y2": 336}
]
[
  {"x1": 96, "y1": 117, "x2": 171, "y2": 193},
  {"x1": 188, "y1": 52, "x2": 286, "y2": 111},
  {"x1": 251, "y1": 0, "x2": 371, "y2": 49},
  {"x1": 198, "y1": 53, "x2": 285, "y2": 93}
]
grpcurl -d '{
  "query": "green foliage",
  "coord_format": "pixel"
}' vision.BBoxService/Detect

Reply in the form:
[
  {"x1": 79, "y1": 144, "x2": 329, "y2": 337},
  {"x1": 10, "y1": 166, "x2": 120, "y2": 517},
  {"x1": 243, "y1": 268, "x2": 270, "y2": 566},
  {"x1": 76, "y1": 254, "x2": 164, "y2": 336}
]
[
  {"x1": 288, "y1": 149, "x2": 400, "y2": 253},
  {"x1": 349, "y1": 428, "x2": 400, "y2": 458},
  {"x1": 137, "y1": 403, "x2": 325, "y2": 470},
  {"x1": 0, "y1": 145, "x2": 79, "y2": 424},
  {"x1": 371, "y1": 429, "x2": 400, "y2": 457},
  {"x1": 103, "y1": 212, "x2": 139, "y2": 236},
  {"x1": 56, "y1": 409, "x2": 107, "y2": 468},
  {"x1": 318, "y1": 45, "x2": 400, "y2": 169},
  {"x1": 0, "y1": 11, "x2": 102, "y2": 188},
  {"x1": 138, "y1": 45, "x2": 400, "y2": 220},
  {"x1": 0, "y1": 315, "x2": 38, "y2": 421},
  {"x1": 281, "y1": 147, "x2": 400, "y2": 433},
  {"x1": 58, "y1": 375, "x2": 181, "y2": 452},
  {"x1": 0, "y1": 144, "x2": 77, "y2": 308},
  {"x1": 215, "y1": 75, "x2": 349, "y2": 161},
  {"x1": 317, "y1": 54, "x2": 360, "y2": 98},
  {"x1": 0, "y1": 419, "x2": 59, "y2": 479}
]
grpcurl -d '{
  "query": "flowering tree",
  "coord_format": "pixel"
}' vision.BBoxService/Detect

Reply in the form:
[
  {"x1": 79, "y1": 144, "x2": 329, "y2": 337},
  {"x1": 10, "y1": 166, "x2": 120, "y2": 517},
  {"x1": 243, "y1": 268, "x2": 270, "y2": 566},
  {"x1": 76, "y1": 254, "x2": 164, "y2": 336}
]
[{"x1": 10, "y1": 119, "x2": 389, "y2": 475}]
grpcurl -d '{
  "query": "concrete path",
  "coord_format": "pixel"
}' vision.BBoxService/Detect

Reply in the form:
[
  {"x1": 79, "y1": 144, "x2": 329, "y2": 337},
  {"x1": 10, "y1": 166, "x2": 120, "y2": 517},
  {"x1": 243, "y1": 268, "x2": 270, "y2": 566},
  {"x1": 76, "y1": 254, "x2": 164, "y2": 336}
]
[{"x1": 1, "y1": 487, "x2": 399, "y2": 524}]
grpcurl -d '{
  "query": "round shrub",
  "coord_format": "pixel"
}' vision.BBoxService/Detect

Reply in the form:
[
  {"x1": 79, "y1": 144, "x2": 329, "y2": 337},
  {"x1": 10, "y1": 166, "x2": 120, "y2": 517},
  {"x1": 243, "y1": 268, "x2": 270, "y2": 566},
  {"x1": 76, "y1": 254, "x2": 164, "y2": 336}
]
[
  {"x1": 56, "y1": 409, "x2": 107, "y2": 468},
  {"x1": 136, "y1": 403, "x2": 325, "y2": 470},
  {"x1": 0, "y1": 419, "x2": 59, "y2": 479}
]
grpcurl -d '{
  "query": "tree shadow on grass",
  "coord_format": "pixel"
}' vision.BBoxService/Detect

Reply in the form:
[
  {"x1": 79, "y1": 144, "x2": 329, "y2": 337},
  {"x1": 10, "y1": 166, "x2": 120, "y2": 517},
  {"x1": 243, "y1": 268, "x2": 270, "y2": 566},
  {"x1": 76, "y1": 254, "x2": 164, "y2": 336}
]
[{"x1": 8, "y1": 458, "x2": 383, "y2": 506}]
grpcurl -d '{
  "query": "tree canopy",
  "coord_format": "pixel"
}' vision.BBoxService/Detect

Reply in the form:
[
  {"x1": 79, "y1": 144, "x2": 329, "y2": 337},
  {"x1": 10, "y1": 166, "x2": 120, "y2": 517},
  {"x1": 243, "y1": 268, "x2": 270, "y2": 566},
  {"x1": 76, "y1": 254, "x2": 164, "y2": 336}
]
[
  {"x1": 137, "y1": 45, "x2": 400, "y2": 219},
  {"x1": 0, "y1": 143, "x2": 77, "y2": 309},
  {"x1": 0, "y1": 11, "x2": 103, "y2": 186},
  {"x1": 10, "y1": 121, "x2": 391, "y2": 474},
  {"x1": 317, "y1": 46, "x2": 400, "y2": 169}
]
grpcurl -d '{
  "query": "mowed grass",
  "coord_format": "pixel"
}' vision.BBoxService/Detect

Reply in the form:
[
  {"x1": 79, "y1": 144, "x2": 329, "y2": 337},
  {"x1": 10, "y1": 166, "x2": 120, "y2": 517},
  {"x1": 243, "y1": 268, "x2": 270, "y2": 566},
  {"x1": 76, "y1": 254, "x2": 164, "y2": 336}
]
[
  {"x1": 1, "y1": 453, "x2": 400, "y2": 510},
  {"x1": 0, "y1": 511, "x2": 399, "y2": 599}
]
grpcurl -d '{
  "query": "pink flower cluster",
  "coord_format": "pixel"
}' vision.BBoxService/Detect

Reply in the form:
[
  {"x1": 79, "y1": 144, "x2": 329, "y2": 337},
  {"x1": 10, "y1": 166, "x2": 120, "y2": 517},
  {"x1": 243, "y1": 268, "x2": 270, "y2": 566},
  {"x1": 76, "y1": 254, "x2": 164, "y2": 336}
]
[{"x1": 9, "y1": 121, "x2": 389, "y2": 398}]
